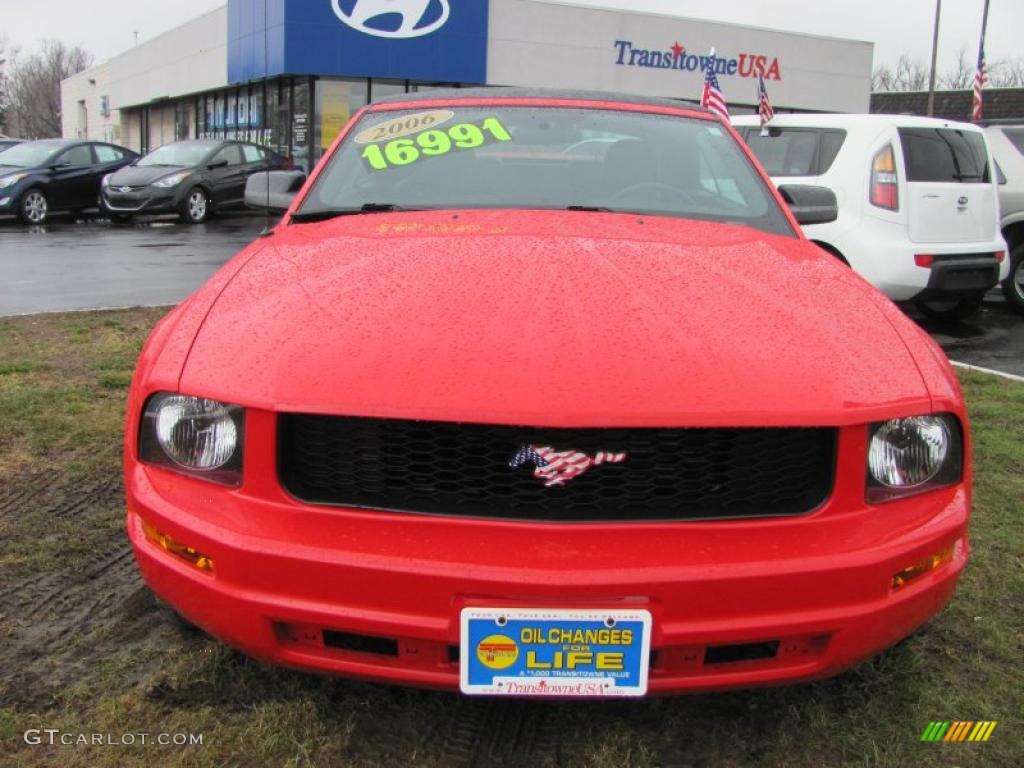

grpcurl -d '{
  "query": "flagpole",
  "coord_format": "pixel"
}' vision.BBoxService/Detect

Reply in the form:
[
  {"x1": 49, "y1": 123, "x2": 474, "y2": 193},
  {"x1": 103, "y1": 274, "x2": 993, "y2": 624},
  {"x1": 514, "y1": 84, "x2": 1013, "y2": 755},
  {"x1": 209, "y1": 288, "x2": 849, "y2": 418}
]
[
  {"x1": 926, "y1": 0, "x2": 941, "y2": 117},
  {"x1": 973, "y1": 0, "x2": 991, "y2": 122},
  {"x1": 977, "y1": 0, "x2": 991, "y2": 52}
]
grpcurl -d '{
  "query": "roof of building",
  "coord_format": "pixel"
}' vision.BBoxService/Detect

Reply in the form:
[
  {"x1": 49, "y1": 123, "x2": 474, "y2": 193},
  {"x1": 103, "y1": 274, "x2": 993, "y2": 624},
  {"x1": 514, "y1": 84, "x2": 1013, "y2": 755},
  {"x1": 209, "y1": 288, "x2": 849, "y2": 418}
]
[{"x1": 871, "y1": 88, "x2": 1024, "y2": 124}]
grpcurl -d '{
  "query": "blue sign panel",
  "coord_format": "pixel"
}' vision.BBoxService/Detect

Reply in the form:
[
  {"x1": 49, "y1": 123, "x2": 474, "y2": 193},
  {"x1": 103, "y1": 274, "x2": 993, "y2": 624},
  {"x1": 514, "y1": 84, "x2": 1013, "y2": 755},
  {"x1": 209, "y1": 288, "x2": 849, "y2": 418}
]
[{"x1": 228, "y1": 0, "x2": 488, "y2": 84}]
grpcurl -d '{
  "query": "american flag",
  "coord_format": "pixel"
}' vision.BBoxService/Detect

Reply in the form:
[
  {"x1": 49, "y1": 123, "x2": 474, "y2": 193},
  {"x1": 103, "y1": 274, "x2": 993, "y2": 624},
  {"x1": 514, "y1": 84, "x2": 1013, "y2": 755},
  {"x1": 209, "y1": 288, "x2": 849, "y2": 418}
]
[
  {"x1": 700, "y1": 48, "x2": 729, "y2": 119},
  {"x1": 971, "y1": 42, "x2": 987, "y2": 122},
  {"x1": 757, "y1": 73, "x2": 774, "y2": 128},
  {"x1": 508, "y1": 445, "x2": 628, "y2": 487}
]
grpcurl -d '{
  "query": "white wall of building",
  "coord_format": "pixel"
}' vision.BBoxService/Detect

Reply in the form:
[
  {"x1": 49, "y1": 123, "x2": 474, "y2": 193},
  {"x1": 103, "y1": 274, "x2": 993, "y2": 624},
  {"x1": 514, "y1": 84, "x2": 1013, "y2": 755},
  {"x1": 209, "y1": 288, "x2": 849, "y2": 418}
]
[
  {"x1": 487, "y1": 0, "x2": 873, "y2": 113},
  {"x1": 107, "y1": 6, "x2": 228, "y2": 112},
  {"x1": 61, "y1": 61, "x2": 121, "y2": 143}
]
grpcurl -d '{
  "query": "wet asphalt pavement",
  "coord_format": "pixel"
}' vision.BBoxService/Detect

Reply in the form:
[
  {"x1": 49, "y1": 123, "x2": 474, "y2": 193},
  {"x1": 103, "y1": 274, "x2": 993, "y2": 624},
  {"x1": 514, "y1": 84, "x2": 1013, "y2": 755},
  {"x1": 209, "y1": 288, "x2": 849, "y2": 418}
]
[
  {"x1": 1, "y1": 213, "x2": 1022, "y2": 377},
  {"x1": 1, "y1": 213, "x2": 268, "y2": 316}
]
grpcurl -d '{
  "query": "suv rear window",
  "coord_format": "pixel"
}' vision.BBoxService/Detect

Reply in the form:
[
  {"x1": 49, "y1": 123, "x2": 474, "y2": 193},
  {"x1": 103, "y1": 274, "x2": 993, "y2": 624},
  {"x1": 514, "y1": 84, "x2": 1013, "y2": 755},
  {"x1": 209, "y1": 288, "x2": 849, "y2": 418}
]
[
  {"x1": 1001, "y1": 127, "x2": 1024, "y2": 156},
  {"x1": 739, "y1": 128, "x2": 846, "y2": 177},
  {"x1": 898, "y1": 128, "x2": 990, "y2": 183}
]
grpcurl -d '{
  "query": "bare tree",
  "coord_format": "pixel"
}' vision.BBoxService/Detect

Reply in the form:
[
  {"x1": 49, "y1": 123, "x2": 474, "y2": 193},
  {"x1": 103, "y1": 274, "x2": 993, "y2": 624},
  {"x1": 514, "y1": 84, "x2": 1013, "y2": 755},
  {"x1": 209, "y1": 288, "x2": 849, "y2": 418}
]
[
  {"x1": 989, "y1": 57, "x2": 1024, "y2": 87},
  {"x1": 872, "y1": 54, "x2": 930, "y2": 92},
  {"x1": 939, "y1": 47, "x2": 973, "y2": 90},
  {"x1": 0, "y1": 36, "x2": 10, "y2": 135},
  {"x1": 5, "y1": 40, "x2": 92, "y2": 139},
  {"x1": 875, "y1": 48, "x2": 1024, "y2": 91}
]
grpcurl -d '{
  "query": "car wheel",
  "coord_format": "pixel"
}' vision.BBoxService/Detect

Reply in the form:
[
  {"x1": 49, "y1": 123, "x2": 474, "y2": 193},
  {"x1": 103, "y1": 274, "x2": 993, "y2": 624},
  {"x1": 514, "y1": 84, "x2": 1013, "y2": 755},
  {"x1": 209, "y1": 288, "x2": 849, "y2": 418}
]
[
  {"x1": 914, "y1": 292, "x2": 986, "y2": 321},
  {"x1": 19, "y1": 188, "x2": 48, "y2": 224},
  {"x1": 179, "y1": 187, "x2": 209, "y2": 224},
  {"x1": 1001, "y1": 244, "x2": 1024, "y2": 315}
]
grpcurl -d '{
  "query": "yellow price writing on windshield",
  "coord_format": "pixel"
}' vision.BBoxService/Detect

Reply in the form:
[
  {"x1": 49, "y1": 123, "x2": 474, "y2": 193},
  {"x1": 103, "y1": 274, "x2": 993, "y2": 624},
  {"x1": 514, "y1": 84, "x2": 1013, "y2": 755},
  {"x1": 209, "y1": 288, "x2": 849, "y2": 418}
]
[{"x1": 360, "y1": 117, "x2": 512, "y2": 171}]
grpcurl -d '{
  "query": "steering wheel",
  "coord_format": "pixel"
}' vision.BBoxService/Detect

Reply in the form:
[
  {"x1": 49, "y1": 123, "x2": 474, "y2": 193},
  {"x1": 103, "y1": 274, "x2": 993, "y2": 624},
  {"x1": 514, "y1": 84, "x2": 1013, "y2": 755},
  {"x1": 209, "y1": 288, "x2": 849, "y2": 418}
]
[{"x1": 609, "y1": 182, "x2": 696, "y2": 207}]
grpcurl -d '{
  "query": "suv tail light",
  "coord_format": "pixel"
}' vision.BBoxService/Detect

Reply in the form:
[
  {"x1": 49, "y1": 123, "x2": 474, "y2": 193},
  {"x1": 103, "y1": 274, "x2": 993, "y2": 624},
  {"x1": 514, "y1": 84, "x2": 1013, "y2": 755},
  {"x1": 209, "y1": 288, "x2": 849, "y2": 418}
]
[{"x1": 870, "y1": 144, "x2": 899, "y2": 211}]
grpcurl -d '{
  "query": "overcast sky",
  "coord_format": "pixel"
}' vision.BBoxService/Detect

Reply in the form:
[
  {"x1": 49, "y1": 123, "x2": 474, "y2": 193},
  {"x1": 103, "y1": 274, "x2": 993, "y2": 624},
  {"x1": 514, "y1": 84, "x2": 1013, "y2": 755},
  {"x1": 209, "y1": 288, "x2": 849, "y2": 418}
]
[{"x1": 1, "y1": 0, "x2": 1017, "y2": 76}]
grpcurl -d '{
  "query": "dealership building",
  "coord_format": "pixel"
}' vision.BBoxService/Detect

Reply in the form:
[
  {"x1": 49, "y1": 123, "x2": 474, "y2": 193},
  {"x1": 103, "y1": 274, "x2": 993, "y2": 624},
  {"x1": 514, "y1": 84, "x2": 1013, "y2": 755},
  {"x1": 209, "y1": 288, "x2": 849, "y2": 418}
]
[{"x1": 61, "y1": 0, "x2": 873, "y2": 169}]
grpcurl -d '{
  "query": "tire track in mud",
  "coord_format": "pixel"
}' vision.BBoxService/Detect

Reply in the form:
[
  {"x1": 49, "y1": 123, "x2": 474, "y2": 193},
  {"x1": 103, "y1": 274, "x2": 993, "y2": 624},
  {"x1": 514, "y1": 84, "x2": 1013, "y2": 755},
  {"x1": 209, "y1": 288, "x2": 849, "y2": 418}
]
[{"x1": 0, "y1": 474, "x2": 168, "y2": 709}]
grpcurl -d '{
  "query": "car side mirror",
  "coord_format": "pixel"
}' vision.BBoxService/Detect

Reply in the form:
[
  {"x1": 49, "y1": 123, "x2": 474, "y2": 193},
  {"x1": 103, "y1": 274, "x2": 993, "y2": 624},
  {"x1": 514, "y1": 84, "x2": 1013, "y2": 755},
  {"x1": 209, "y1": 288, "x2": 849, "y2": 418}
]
[
  {"x1": 245, "y1": 170, "x2": 307, "y2": 213},
  {"x1": 777, "y1": 184, "x2": 839, "y2": 226},
  {"x1": 207, "y1": 158, "x2": 229, "y2": 169}
]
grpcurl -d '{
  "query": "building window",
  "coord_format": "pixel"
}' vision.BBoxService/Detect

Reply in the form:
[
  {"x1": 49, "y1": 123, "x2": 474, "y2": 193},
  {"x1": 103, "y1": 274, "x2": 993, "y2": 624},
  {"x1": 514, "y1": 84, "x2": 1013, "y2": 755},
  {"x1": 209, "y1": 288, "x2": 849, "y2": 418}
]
[
  {"x1": 313, "y1": 78, "x2": 368, "y2": 167},
  {"x1": 77, "y1": 100, "x2": 88, "y2": 137},
  {"x1": 214, "y1": 93, "x2": 226, "y2": 133},
  {"x1": 174, "y1": 100, "x2": 194, "y2": 140},
  {"x1": 292, "y1": 78, "x2": 311, "y2": 172},
  {"x1": 195, "y1": 96, "x2": 205, "y2": 135},
  {"x1": 369, "y1": 79, "x2": 406, "y2": 103},
  {"x1": 268, "y1": 79, "x2": 286, "y2": 156},
  {"x1": 226, "y1": 90, "x2": 238, "y2": 134},
  {"x1": 249, "y1": 83, "x2": 265, "y2": 141},
  {"x1": 99, "y1": 96, "x2": 110, "y2": 117}
]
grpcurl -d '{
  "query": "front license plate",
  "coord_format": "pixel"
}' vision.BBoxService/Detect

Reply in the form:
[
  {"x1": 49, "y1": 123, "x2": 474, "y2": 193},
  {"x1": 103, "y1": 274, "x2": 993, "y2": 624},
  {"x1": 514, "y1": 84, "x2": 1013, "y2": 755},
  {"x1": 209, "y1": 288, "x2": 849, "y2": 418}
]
[{"x1": 460, "y1": 608, "x2": 652, "y2": 696}]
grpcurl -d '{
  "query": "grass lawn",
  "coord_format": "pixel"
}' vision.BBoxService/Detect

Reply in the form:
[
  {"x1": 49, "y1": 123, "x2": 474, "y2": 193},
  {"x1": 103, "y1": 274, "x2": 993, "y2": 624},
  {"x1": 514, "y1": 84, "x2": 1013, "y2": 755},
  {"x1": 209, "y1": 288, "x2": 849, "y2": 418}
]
[{"x1": 0, "y1": 307, "x2": 1020, "y2": 767}]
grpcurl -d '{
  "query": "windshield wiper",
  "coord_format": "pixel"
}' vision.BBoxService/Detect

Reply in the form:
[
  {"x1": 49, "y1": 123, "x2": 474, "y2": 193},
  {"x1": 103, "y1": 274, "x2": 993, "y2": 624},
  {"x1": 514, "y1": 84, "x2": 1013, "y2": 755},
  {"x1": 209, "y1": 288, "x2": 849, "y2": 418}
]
[
  {"x1": 291, "y1": 203, "x2": 421, "y2": 222},
  {"x1": 565, "y1": 205, "x2": 614, "y2": 213}
]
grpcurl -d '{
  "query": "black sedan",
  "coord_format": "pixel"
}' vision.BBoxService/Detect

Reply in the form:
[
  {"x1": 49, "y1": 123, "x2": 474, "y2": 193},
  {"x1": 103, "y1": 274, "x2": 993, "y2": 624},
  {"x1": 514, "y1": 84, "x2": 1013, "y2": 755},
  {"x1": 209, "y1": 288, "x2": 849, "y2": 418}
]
[
  {"x1": 101, "y1": 139, "x2": 289, "y2": 224},
  {"x1": 0, "y1": 139, "x2": 137, "y2": 224}
]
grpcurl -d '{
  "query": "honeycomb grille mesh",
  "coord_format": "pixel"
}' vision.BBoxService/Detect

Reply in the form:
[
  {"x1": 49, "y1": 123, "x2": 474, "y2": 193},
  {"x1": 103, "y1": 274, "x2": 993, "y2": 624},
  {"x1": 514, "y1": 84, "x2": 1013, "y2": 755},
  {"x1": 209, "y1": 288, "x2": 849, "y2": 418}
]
[{"x1": 278, "y1": 415, "x2": 836, "y2": 522}]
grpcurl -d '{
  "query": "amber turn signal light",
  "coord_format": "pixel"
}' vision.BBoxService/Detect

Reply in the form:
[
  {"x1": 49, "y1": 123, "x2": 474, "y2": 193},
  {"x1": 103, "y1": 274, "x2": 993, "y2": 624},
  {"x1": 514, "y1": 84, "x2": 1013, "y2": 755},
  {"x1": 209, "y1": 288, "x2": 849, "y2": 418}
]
[
  {"x1": 143, "y1": 520, "x2": 214, "y2": 572},
  {"x1": 891, "y1": 544, "x2": 954, "y2": 591}
]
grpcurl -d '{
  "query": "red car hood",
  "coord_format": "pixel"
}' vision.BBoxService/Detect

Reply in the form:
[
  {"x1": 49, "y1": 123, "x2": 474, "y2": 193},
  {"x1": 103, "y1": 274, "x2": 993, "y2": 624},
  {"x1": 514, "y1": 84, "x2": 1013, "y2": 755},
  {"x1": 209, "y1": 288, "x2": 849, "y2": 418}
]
[{"x1": 179, "y1": 209, "x2": 930, "y2": 427}]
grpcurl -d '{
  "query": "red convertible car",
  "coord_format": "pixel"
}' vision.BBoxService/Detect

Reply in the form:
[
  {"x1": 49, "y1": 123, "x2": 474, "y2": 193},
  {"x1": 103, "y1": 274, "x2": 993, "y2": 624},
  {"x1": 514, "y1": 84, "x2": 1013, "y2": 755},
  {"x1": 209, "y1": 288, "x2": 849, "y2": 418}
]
[{"x1": 126, "y1": 89, "x2": 970, "y2": 697}]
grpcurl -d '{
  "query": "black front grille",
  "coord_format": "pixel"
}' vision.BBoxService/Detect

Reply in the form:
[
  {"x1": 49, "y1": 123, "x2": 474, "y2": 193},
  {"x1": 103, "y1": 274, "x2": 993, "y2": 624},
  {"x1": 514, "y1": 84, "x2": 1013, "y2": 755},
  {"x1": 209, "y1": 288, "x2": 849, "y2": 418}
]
[{"x1": 277, "y1": 415, "x2": 836, "y2": 522}]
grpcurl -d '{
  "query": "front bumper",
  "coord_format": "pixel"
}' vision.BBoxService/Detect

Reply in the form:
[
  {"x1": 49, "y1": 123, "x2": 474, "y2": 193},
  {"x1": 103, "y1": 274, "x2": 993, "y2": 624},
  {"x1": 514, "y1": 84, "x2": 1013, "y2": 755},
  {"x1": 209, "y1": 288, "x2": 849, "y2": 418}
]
[
  {"x1": 101, "y1": 186, "x2": 179, "y2": 215},
  {"x1": 0, "y1": 182, "x2": 29, "y2": 213},
  {"x1": 126, "y1": 451, "x2": 970, "y2": 695}
]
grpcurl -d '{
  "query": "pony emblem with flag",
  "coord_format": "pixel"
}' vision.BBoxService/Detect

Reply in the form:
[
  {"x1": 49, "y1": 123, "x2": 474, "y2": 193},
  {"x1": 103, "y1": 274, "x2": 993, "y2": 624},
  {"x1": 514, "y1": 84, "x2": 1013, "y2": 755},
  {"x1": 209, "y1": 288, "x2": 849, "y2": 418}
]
[
  {"x1": 700, "y1": 48, "x2": 729, "y2": 119},
  {"x1": 509, "y1": 445, "x2": 628, "y2": 487}
]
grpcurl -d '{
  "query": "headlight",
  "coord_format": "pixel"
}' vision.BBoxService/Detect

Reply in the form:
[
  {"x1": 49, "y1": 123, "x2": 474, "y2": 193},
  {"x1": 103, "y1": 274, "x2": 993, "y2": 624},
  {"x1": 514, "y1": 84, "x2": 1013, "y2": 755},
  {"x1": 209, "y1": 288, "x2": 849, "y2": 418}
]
[
  {"x1": 0, "y1": 173, "x2": 27, "y2": 189},
  {"x1": 139, "y1": 393, "x2": 244, "y2": 485},
  {"x1": 866, "y1": 414, "x2": 962, "y2": 502},
  {"x1": 101, "y1": 174, "x2": 112, "y2": 187},
  {"x1": 152, "y1": 172, "x2": 189, "y2": 188}
]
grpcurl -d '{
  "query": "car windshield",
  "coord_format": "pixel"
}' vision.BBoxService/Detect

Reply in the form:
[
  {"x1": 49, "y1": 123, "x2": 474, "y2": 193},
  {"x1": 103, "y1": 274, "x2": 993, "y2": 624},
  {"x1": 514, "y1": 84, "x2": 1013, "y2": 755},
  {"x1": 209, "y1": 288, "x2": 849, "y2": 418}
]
[
  {"x1": 138, "y1": 143, "x2": 213, "y2": 167},
  {"x1": 297, "y1": 105, "x2": 794, "y2": 236},
  {"x1": 0, "y1": 142, "x2": 63, "y2": 167}
]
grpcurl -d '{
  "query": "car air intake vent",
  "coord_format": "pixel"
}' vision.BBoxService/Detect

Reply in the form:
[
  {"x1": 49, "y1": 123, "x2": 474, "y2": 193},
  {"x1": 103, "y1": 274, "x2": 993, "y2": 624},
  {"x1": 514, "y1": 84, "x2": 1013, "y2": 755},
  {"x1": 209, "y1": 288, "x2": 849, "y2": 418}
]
[
  {"x1": 277, "y1": 415, "x2": 835, "y2": 522},
  {"x1": 322, "y1": 630, "x2": 398, "y2": 657}
]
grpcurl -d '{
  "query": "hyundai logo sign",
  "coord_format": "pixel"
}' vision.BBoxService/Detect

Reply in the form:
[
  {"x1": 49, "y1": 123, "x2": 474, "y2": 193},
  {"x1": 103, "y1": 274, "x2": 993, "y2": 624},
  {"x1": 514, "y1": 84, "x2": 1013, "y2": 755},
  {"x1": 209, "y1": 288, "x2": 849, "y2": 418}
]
[{"x1": 330, "y1": 0, "x2": 450, "y2": 39}]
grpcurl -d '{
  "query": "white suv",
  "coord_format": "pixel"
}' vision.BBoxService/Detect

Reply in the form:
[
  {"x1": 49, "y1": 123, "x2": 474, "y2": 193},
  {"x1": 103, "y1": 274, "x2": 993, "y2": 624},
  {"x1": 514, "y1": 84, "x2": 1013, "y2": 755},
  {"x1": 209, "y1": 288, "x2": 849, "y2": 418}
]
[{"x1": 733, "y1": 114, "x2": 1009, "y2": 319}]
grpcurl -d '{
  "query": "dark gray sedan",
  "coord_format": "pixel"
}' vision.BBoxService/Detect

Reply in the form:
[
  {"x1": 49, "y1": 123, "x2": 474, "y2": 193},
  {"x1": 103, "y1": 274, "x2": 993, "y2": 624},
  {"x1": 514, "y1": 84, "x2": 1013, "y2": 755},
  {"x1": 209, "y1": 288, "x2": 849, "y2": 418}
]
[{"x1": 101, "y1": 139, "x2": 289, "y2": 223}]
